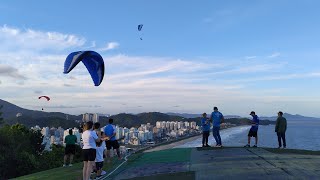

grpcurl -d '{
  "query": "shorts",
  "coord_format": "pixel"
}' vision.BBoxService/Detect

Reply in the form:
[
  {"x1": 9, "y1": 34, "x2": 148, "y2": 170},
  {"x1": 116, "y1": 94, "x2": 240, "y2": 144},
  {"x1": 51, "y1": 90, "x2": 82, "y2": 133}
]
[
  {"x1": 65, "y1": 144, "x2": 76, "y2": 155},
  {"x1": 106, "y1": 140, "x2": 119, "y2": 150},
  {"x1": 95, "y1": 161, "x2": 104, "y2": 170},
  {"x1": 83, "y1": 148, "x2": 96, "y2": 161},
  {"x1": 248, "y1": 130, "x2": 258, "y2": 137}
]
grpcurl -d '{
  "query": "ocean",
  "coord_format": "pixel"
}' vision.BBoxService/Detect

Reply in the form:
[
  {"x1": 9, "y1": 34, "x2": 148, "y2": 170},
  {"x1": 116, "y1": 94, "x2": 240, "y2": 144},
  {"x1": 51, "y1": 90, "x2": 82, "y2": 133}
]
[{"x1": 175, "y1": 120, "x2": 320, "y2": 151}]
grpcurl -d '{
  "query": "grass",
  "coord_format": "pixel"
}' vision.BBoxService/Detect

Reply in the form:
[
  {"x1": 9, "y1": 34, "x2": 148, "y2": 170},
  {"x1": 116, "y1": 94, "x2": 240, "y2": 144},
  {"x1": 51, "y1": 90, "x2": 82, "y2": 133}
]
[
  {"x1": 14, "y1": 157, "x2": 124, "y2": 180},
  {"x1": 128, "y1": 148, "x2": 192, "y2": 167}
]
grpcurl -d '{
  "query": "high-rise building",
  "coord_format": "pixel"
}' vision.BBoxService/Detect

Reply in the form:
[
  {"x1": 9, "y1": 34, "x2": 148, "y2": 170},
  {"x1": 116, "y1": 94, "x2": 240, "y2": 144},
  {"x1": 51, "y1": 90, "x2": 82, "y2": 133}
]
[{"x1": 82, "y1": 113, "x2": 99, "y2": 122}]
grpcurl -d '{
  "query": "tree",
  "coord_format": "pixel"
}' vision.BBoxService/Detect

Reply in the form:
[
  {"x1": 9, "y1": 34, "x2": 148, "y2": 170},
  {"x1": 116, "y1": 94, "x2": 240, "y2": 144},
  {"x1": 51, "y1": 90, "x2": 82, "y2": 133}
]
[{"x1": 0, "y1": 105, "x2": 3, "y2": 124}]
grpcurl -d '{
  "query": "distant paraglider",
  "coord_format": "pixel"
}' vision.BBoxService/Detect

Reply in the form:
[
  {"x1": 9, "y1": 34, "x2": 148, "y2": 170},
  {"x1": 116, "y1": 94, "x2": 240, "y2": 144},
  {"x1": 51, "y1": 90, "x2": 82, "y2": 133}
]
[
  {"x1": 138, "y1": 24, "x2": 143, "y2": 40},
  {"x1": 63, "y1": 51, "x2": 105, "y2": 86},
  {"x1": 38, "y1": 96, "x2": 50, "y2": 101},
  {"x1": 38, "y1": 96, "x2": 50, "y2": 110}
]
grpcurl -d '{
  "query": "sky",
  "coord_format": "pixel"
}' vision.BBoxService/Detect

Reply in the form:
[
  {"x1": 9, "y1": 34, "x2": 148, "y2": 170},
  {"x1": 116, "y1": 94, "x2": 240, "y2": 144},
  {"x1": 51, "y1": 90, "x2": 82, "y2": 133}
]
[{"x1": 1, "y1": 0, "x2": 320, "y2": 117}]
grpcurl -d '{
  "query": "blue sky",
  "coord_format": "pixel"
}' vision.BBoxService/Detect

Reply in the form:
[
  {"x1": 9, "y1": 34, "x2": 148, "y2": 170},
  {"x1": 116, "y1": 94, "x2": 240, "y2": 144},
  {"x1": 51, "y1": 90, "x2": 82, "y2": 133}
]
[{"x1": 1, "y1": 0, "x2": 320, "y2": 117}]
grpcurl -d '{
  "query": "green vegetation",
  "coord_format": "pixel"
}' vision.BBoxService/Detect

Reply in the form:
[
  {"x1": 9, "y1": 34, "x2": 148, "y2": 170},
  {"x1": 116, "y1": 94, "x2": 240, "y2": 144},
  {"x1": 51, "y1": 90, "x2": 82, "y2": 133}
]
[
  {"x1": 15, "y1": 157, "x2": 124, "y2": 180},
  {"x1": 0, "y1": 124, "x2": 82, "y2": 179},
  {"x1": 128, "y1": 148, "x2": 191, "y2": 167}
]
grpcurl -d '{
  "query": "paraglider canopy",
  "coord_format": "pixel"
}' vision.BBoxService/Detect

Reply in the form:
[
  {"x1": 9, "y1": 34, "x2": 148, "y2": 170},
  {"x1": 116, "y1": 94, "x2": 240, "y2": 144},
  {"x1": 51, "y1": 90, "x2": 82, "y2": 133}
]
[
  {"x1": 63, "y1": 51, "x2": 105, "y2": 86},
  {"x1": 38, "y1": 96, "x2": 50, "y2": 111},
  {"x1": 138, "y1": 24, "x2": 144, "y2": 40},
  {"x1": 38, "y1": 96, "x2": 50, "y2": 101}
]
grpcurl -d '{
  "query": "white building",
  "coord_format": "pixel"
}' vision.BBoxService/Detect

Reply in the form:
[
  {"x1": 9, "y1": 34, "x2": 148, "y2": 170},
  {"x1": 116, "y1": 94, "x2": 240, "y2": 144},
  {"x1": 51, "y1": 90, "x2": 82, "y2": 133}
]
[
  {"x1": 82, "y1": 113, "x2": 99, "y2": 122},
  {"x1": 41, "y1": 127, "x2": 50, "y2": 137}
]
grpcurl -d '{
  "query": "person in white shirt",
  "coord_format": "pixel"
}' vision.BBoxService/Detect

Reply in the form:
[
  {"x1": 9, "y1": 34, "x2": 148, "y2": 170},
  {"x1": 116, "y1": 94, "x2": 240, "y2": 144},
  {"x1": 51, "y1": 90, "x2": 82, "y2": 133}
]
[
  {"x1": 82, "y1": 121, "x2": 101, "y2": 180},
  {"x1": 95, "y1": 132, "x2": 106, "y2": 178}
]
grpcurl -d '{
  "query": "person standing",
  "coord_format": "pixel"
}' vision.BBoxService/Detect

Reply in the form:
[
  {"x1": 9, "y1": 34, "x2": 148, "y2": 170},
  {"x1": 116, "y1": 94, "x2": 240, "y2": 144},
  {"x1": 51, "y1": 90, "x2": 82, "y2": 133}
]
[
  {"x1": 95, "y1": 132, "x2": 106, "y2": 178},
  {"x1": 104, "y1": 118, "x2": 121, "y2": 160},
  {"x1": 210, "y1": 107, "x2": 224, "y2": 147},
  {"x1": 275, "y1": 111, "x2": 287, "y2": 149},
  {"x1": 82, "y1": 121, "x2": 101, "y2": 180},
  {"x1": 244, "y1": 111, "x2": 259, "y2": 148},
  {"x1": 201, "y1": 113, "x2": 210, "y2": 147},
  {"x1": 63, "y1": 129, "x2": 77, "y2": 167}
]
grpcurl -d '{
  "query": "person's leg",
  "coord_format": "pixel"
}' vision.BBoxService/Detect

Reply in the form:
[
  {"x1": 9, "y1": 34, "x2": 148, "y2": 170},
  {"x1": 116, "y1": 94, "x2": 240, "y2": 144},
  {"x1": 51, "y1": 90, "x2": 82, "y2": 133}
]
[
  {"x1": 255, "y1": 134, "x2": 258, "y2": 146},
  {"x1": 83, "y1": 161, "x2": 88, "y2": 180},
  {"x1": 105, "y1": 141, "x2": 111, "y2": 163},
  {"x1": 217, "y1": 127, "x2": 222, "y2": 145},
  {"x1": 277, "y1": 132, "x2": 282, "y2": 148},
  {"x1": 85, "y1": 161, "x2": 94, "y2": 180},
  {"x1": 212, "y1": 127, "x2": 219, "y2": 145},
  {"x1": 205, "y1": 132, "x2": 209, "y2": 146},
  {"x1": 247, "y1": 136, "x2": 251, "y2": 145},
  {"x1": 64, "y1": 154, "x2": 68, "y2": 166},
  {"x1": 113, "y1": 141, "x2": 121, "y2": 159},
  {"x1": 202, "y1": 132, "x2": 206, "y2": 146},
  {"x1": 282, "y1": 133, "x2": 286, "y2": 148},
  {"x1": 69, "y1": 154, "x2": 74, "y2": 165}
]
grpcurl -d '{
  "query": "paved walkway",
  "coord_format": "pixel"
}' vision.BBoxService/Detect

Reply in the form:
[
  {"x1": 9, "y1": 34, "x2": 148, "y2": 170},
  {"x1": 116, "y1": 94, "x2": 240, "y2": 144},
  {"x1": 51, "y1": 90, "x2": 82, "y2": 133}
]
[
  {"x1": 108, "y1": 147, "x2": 320, "y2": 180},
  {"x1": 190, "y1": 147, "x2": 320, "y2": 180}
]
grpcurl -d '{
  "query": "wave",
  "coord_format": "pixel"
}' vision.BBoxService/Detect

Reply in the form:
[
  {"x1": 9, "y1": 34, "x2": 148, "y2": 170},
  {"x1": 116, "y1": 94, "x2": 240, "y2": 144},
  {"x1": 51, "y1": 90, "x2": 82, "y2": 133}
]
[{"x1": 175, "y1": 126, "x2": 251, "y2": 148}]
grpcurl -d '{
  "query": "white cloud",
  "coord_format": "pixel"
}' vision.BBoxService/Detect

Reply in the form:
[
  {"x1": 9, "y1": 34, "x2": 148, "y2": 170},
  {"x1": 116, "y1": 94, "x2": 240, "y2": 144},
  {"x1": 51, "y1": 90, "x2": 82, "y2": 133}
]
[
  {"x1": 245, "y1": 56, "x2": 256, "y2": 60},
  {"x1": 1, "y1": 25, "x2": 320, "y2": 116},
  {"x1": 0, "y1": 64, "x2": 27, "y2": 79},
  {"x1": 267, "y1": 52, "x2": 281, "y2": 58},
  {"x1": 0, "y1": 25, "x2": 86, "y2": 52},
  {"x1": 98, "y1": 42, "x2": 119, "y2": 51}
]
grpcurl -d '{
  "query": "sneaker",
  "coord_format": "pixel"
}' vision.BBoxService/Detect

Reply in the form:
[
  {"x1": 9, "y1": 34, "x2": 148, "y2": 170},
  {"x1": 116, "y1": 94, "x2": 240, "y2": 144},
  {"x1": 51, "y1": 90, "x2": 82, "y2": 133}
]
[
  {"x1": 282, "y1": 146, "x2": 286, "y2": 149},
  {"x1": 68, "y1": 164, "x2": 73, "y2": 167},
  {"x1": 205, "y1": 144, "x2": 211, "y2": 147},
  {"x1": 244, "y1": 144, "x2": 250, "y2": 148},
  {"x1": 216, "y1": 144, "x2": 222, "y2": 148},
  {"x1": 253, "y1": 145, "x2": 257, "y2": 148},
  {"x1": 277, "y1": 146, "x2": 281, "y2": 149}
]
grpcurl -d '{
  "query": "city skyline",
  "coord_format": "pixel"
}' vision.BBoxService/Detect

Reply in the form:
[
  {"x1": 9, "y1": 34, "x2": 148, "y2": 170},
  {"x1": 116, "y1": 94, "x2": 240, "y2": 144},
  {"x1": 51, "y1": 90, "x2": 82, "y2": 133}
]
[{"x1": 1, "y1": 1, "x2": 320, "y2": 117}]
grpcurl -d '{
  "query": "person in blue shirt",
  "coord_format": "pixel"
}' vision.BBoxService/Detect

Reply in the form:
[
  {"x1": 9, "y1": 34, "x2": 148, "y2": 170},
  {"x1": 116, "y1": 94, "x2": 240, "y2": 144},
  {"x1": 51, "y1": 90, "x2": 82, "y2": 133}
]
[
  {"x1": 201, "y1": 113, "x2": 210, "y2": 147},
  {"x1": 103, "y1": 118, "x2": 121, "y2": 160},
  {"x1": 209, "y1": 107, "x2": 224, "y2": 147},
  {"x1": 244, "y1": 111, "x2": 260, "y2": 148}
]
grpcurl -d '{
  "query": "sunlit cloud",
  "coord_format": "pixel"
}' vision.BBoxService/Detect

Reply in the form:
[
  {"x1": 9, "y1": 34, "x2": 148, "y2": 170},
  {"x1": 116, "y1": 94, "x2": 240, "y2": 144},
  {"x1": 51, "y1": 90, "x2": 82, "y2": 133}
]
[{"x1": 98, "y1": 42, "x2": 119, "y2": 51}]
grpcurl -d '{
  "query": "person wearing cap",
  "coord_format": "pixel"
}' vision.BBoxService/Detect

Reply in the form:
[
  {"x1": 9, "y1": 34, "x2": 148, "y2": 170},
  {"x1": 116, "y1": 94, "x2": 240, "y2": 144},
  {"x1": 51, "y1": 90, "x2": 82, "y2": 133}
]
[
  {"x1": 244, "y1": 111, "x2": 259, "y2": 148},
  {"x1": 209, "y1": 107, "x2": 224, "y2": 147},
  {"x1": 275, "y1": 111, "x2": 287, "y2": 149},
  {"x1": 201, "y1": 113, "x2": 210, "y2": 147}
]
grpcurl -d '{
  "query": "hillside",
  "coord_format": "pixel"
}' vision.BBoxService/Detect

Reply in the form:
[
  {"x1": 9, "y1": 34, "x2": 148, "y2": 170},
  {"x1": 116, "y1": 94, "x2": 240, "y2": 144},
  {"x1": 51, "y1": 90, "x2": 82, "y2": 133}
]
[
  {"x1": 0, "y1": 99, "x2": 81, "y2": 120},
  {"x1": 260, "y1": 113, "x2": 320, "y2": 121},
  {"x1": 1, "y1": 99, "x2": 275, "y2": 128}
]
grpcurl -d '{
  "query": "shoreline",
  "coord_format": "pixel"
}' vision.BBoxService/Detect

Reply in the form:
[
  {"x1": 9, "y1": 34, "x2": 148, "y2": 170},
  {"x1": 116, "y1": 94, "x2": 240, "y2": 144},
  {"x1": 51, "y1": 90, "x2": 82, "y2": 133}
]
[
  {"x1": 144, "y1": 125, "x2": 251, "y2": 152},
  {"x1": 144, "y1": 134, "x2": 202, "y2": 152}
]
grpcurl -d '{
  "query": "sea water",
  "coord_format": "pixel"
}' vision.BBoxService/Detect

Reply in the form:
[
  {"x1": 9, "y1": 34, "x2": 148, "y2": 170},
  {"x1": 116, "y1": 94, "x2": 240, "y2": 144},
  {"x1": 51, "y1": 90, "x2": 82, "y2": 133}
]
[{"x1": 176, "y1": 120, "x2": 320, "y2": 151}]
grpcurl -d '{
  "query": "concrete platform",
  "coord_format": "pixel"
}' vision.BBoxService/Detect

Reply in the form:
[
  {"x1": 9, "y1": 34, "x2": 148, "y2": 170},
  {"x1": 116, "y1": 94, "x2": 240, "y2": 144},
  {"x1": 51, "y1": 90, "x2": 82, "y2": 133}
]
[{"x1": 109, "y1": 147, "x2": 320, "y2": 180}]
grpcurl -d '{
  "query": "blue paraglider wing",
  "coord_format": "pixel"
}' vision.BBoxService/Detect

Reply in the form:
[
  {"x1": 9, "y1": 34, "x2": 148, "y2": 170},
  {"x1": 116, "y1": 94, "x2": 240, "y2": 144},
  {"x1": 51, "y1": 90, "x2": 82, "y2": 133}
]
[
  {"x1": 64, "y1": 51, "x2": 105, "y2": 86},
  {"x1": 138, "y1": 24, "x2": 143, "y2": 31}
]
